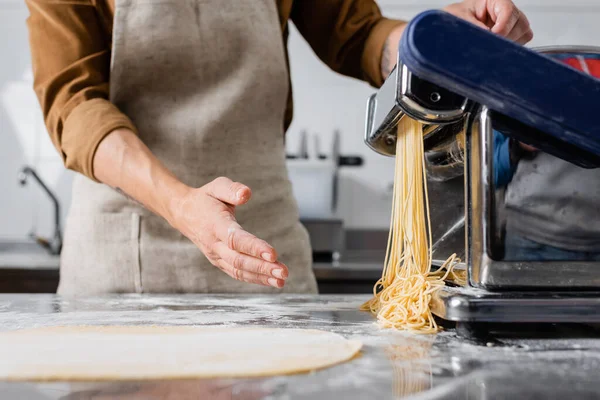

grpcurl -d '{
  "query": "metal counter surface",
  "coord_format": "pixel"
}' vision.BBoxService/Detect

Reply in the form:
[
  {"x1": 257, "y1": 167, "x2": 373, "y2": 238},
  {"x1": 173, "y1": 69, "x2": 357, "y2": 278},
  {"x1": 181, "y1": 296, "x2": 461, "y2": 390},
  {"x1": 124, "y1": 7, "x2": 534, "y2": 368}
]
[{"x1": 0, "y1": 294, "x2": 599, "y2": 399}]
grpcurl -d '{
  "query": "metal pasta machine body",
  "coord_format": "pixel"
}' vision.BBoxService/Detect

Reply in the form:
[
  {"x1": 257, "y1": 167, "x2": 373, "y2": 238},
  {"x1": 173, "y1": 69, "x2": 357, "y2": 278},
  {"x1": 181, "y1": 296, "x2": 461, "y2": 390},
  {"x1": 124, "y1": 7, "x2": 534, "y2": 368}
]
[{"x1": 365, "y1": 10, "x2": 600, "y2": 335}]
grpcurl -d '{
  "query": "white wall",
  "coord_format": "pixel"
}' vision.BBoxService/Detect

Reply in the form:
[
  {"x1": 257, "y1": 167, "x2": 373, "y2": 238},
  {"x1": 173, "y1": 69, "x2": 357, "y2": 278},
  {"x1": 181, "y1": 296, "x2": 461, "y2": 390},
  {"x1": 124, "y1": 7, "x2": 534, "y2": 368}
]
[
  {"x1": 0, "y1": 3, "x2": 74, "y2": 241},
  {"x1": 1, "y1": 0, "x2": 599, "y2": 241}
]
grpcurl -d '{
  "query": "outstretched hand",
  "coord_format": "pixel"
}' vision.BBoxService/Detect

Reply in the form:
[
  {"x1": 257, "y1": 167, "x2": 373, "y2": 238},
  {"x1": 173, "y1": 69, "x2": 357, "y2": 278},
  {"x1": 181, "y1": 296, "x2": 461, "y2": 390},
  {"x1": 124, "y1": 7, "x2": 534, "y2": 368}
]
[{"x1": 171, "y1": 177, "x2": 288, "y2": 288}]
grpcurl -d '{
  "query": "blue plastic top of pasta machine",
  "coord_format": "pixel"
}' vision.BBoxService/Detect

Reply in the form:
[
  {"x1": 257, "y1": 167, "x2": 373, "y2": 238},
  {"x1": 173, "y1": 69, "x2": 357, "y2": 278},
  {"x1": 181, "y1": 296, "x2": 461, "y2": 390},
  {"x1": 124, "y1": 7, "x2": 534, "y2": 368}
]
[{"x1": 399, "y1": 10, "x2": 600, "y2": 166}]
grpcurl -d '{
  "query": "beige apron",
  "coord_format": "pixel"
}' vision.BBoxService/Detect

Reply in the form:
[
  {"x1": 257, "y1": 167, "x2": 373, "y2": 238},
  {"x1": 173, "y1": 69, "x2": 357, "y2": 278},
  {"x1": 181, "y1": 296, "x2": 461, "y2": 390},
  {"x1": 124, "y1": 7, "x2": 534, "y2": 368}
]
[{"x1": 58, "y1": 0, "x2": 318, "y2": 295}]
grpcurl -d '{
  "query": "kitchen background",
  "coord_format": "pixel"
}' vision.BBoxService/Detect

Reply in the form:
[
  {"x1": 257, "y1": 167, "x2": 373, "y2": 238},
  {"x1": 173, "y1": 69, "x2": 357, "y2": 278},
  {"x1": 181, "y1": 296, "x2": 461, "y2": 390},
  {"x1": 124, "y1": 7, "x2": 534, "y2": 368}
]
[{"x1": 0, "y1": 0, "x2": 599, "y2": 286}]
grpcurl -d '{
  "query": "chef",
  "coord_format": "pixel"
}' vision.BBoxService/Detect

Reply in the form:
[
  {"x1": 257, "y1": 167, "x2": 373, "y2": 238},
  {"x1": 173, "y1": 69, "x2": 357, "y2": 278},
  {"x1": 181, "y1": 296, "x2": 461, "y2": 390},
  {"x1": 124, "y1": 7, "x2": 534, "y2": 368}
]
[{"x1": 26, "y1": 0, "x2": 532, "y2": 295}]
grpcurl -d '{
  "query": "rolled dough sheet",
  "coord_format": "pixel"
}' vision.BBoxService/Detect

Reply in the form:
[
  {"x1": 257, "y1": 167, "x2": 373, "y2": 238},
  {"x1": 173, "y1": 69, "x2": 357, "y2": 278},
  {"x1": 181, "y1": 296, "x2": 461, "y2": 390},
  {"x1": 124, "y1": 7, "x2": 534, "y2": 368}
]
[{"x1": 0, "y1": 326, "x2": 362, "y2": 381}]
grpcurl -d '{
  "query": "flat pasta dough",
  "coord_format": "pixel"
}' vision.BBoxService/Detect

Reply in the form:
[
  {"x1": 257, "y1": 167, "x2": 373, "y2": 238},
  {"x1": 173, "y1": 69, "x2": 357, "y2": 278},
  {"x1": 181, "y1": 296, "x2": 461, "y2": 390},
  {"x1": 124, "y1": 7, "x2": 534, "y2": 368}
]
[{"x1": 0, "y1": 326, "x2": 362, "y2": 381}]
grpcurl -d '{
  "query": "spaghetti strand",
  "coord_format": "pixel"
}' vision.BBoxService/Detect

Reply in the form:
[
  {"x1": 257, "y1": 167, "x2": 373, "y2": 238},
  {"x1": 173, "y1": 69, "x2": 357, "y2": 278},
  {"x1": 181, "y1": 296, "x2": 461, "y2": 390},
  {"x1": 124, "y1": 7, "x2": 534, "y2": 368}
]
[{"x1": 361, "y1": 118, "x2": 461, "y2": 334}]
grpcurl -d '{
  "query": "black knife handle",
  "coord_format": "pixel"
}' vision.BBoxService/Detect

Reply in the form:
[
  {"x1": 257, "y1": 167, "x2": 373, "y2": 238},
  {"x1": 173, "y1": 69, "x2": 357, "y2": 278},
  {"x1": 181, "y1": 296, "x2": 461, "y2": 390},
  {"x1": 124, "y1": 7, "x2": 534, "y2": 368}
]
[{"x1": 338, "y1": 156, "x2": 364, "y2": 167}]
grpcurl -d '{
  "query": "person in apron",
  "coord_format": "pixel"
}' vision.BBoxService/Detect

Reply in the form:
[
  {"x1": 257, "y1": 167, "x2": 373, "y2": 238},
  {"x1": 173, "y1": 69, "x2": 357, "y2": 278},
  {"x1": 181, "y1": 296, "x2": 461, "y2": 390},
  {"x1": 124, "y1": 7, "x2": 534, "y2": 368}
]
[{"x1": 25, "y1": 0, "x2": 532, "y2": 295}]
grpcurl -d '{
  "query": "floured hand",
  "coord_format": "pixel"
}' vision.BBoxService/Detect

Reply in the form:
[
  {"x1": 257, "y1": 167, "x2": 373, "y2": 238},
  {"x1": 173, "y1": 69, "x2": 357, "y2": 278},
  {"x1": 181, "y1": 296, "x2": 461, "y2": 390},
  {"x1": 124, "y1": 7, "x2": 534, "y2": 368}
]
[{"x1": 170, "y1": 177, "x2": 288, "y2": 288}]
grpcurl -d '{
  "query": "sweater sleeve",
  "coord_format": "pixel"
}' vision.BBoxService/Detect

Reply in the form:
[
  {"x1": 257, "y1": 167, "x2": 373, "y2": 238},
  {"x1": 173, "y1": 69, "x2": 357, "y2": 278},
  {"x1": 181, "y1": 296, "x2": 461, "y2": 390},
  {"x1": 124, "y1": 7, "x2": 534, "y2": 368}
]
[
  {"x1": 290, "y1": 0, "x2": 405, "y2": 87},
  {"x1": 25, "y1": 0, "x2": 137, "y2": 181}
]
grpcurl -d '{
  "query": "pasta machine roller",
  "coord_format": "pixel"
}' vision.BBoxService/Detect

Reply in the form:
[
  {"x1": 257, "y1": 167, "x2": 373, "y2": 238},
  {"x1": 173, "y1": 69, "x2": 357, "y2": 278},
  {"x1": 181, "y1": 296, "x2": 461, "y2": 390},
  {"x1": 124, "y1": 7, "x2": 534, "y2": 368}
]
[{"x1": 365, "y1": 10, "x2": 600, "y2": 336}]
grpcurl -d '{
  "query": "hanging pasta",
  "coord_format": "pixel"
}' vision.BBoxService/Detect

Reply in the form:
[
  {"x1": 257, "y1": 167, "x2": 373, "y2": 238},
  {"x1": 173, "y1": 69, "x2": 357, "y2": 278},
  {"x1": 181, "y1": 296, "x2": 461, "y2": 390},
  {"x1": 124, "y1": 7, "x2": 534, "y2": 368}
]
[{"x1": 361, "y1": 117, "x2": 462, "y2": 334}]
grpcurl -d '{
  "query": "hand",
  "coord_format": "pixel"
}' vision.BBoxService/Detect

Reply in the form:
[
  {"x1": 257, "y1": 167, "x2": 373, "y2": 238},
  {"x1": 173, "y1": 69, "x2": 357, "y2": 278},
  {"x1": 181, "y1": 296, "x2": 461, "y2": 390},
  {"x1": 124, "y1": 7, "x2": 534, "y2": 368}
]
[
  {"x1": 169, "y1": 177, "x2": 288, "y2": 288},
  {"x1": 93, "y1": 130, "x2": 288, "y2": 289},
  {"x1": 519, "y1": 142, "x2": 537, "y2": 152},
  {"x1": 508, "y1": 138, "x2": 537, "y2": 165},
  {"x1": 443, "y1": 0, "x2": 533, "y2": 44},
  {"x1": 380, "y1": 0, "x2": 533, "y2": 79}
]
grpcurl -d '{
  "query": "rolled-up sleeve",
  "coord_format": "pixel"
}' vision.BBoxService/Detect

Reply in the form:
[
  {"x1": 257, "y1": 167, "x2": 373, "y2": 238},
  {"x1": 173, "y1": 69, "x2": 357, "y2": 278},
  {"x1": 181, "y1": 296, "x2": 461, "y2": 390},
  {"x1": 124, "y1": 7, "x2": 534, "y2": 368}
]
[
  {"x1": 290, "y1": 0, "x2": 404, "y2": 87},
  {"x1": 25, "y1": 0, "x2": 136, "y2": 181}
]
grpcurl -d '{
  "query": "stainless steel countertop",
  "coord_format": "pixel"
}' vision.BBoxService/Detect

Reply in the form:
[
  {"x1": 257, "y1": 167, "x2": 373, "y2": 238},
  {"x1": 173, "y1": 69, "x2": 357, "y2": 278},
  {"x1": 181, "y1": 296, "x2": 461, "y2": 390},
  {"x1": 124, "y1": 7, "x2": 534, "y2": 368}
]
[{"x1": 1, "y1": 294, "x2": 600, "y2": 399}]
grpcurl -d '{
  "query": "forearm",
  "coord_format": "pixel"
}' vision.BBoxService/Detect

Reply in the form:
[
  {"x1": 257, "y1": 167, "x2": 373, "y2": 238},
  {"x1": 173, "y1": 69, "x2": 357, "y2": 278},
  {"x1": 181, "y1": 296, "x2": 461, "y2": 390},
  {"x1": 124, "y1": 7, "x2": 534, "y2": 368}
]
[
  {"x1": 380, "y1": 24, "x2": 406, "y2": 80},
  {"x1": 93, "y1": 129, "x2": 190, "y2": 224}
]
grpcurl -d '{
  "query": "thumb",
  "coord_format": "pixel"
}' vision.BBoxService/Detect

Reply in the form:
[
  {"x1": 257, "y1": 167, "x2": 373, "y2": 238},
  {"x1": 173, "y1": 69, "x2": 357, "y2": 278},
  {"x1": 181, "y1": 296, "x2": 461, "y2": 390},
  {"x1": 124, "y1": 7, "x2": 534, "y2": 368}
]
[{"x1": 205, "y1": 177, "x2": 252, "y2": 206}]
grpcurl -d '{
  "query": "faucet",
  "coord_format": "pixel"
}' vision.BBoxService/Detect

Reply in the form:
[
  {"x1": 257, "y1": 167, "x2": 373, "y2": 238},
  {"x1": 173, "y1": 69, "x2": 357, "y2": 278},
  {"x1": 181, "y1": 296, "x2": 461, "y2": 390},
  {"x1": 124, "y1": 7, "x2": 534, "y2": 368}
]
[{"x1": 18, "y1": 166, "x2": 63, "y2": 255}]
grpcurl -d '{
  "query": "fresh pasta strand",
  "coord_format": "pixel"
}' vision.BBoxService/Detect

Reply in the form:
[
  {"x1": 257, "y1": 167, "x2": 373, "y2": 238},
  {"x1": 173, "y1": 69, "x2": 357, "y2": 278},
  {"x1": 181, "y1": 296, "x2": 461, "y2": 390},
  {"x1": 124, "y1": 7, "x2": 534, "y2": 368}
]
[{"x1": 361, "y1": 117, "x2": 462, "y2": 334}]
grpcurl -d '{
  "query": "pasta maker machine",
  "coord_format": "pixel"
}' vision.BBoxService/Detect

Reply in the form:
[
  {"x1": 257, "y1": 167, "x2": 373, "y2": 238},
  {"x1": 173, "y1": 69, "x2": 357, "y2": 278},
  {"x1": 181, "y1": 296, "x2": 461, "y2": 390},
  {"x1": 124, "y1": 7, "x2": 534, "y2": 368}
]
[{"x1": 365, "y1": 10, "x2": 600, "y2": 337}]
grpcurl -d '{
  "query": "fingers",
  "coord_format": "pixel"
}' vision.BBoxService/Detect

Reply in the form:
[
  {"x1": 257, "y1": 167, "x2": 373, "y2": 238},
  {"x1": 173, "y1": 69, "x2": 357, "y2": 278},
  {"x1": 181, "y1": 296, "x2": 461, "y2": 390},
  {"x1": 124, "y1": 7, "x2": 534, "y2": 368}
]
[
  {"x1": 465, "y1": 14, "x2": 490, "y2": 31},
  {"x1": 213, "y1": 253, "x2": 286, "y2": 289},
  {"x1": 204, "y1": 177, "x2": 276, "y2": 261},
  {"x1": 490, "y1": 2, "x2": 519, "y2": 36},
  {"x1": 513, "y1": 12, "x2": 534, "y2": 44},
  {"x1": 445, "y1": 0, "x2": 532, "y2": 43},
  {"x1": 515, "y1": 27, "x2": 534, "y2": 45},
  {"x1": 180, "y1": 179, "x2": 288, "y2": 289},
  {"x1": 500, "y1": 10, "x2": 531, "y2": 43},
  {"x1": 444, "y1": 3, "x2": 490, "y2": 31},
  {"x1": 216, "y1": 241, "x2": 288, "y2": 280},
  {"x1": 489, "y1": 0, "x2": 533, "y2": 44},
  {"x1": 213, "y1": 221, "x2": 278, "y2": 262},
  {"x1": 229, "y1": 226, "x2": 278, "y2": 262},
  {"x1": 215, "y1": 259, "x2": 279, "y2": 288},
  {"x1": 205, "y1": 177, "x2": 252, "y2": 206},
  {"x1": 474, "y1": 0, "x2": 490, "y2": 25}
]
